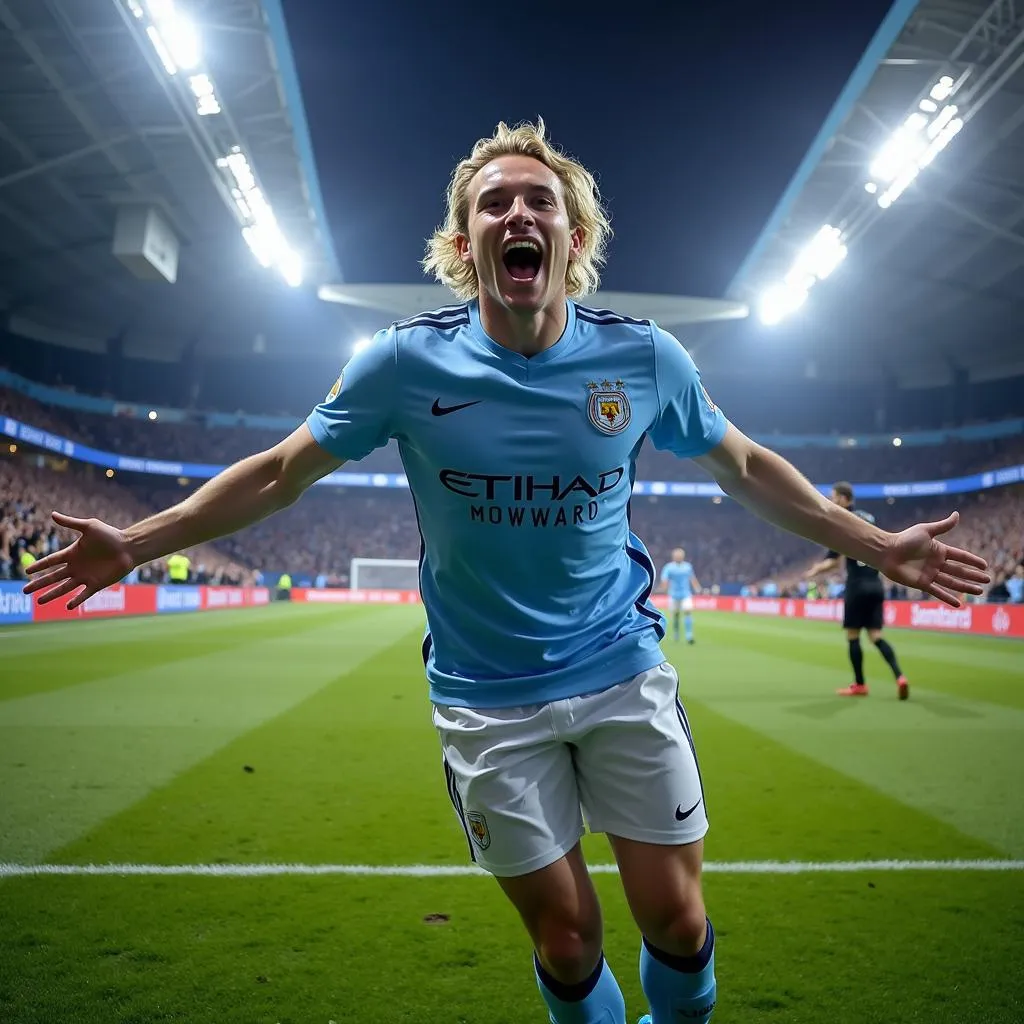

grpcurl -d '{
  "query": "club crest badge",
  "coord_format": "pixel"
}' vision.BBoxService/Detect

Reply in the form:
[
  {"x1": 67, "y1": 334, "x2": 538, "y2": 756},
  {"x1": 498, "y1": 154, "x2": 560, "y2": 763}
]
[
  {"x1": 326, "y1": 371, "x2": 343, "y2": 402},
  {"x1": 586, "y1": 379, "x2": 631, "y2": 435},
  {"x1": 466, "y1": 812, "x2": 491, "y2": 850}
]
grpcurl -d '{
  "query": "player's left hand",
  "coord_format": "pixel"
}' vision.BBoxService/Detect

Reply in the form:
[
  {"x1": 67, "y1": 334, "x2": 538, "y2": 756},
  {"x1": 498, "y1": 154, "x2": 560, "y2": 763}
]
[{"x1": 879, "y1": 511, "x2": 990, "y2": 607}]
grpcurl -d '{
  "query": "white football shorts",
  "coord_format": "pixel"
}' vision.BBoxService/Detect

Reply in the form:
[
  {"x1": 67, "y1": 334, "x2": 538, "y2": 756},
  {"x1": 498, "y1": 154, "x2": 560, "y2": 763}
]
[
  {"x1": 433, "y1": 661, "x2": 707, "y2": 877},
  {"x1": 669, "y1": 596, "x2": 695, "y2": 613}
]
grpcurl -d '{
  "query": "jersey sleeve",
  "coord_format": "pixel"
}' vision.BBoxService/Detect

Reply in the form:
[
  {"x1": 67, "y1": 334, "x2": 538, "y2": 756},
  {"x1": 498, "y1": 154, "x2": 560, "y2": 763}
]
[
  {"x1": 648, "y1": 324, "x2": 728, "y2": 458},
  {"x1": 305, "y1": 327, "x2": 397, "y2": 461}
]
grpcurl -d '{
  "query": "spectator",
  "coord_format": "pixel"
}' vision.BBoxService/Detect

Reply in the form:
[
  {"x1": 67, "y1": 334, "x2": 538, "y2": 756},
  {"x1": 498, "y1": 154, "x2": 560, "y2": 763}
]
[
  {"x1": 3, "y1": 382, "x2": 1021, "y2": 594},
  {"x1": 1007, "y1": 566, "x2": 1024, "y2": 604}
]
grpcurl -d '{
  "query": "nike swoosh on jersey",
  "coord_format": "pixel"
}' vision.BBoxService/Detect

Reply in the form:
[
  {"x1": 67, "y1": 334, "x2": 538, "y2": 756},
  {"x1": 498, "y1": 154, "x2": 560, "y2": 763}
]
[
  {"x1": 675, "y1": 798, "x2": 702, "y2": 821},
  {"x1": 431, "y1": 399, "x2": 483, "y2": 417}
]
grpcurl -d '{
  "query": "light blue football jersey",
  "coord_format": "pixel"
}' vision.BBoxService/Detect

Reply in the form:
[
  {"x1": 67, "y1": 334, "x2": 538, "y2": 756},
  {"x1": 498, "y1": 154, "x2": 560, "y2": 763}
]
[
  {"x1": 306, "y1": 299, "x2": 728, "y2": 708},
  {"x1": 662, "y1": 561, "x2": 695, "y2": 600}
]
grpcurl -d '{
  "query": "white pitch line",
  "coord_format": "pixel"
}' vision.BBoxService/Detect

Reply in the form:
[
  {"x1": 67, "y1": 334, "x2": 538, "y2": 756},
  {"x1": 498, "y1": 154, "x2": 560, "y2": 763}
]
[{"x1": 1, "y1": 859, "x2": 1022, "y2": 879}]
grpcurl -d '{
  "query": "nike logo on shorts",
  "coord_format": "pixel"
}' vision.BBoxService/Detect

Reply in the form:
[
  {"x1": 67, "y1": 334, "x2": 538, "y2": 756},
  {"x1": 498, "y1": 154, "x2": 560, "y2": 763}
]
[{"x1": 675, "y1": 798, "x2": 701, "y2": 821}]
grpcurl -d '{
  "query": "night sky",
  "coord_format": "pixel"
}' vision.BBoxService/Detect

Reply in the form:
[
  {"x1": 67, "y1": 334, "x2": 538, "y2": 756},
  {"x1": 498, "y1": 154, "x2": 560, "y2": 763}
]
[{"x1": 281, "y1": 0, "x2": 897, "y2": 299}]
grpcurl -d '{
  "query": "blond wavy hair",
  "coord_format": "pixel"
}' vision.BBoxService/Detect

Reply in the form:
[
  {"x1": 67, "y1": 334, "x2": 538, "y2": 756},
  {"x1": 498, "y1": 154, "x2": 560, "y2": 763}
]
[{"x1": 423, "y1": 119, "x2": 611, "y2": 300}]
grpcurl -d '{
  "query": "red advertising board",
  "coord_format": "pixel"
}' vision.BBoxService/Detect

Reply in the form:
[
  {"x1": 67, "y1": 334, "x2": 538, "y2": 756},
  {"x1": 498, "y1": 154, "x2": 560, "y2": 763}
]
[
  {"x1": 297, "y1": 589, "x2": 1021, "y2": 638},
  {"x1": 884, "y1": 598, "x2": 1023, "y2": 637},
  {"x1": 649, "y1": 594, "x2": 1024, "y2": 638},
  {"x1": 25, "y1": 583, "x2": 1023, "y2": 639},
  {"x1": 31, "y1": 584, "x2": 271, "y2": 623},
  {"x1": 292, "y1": 587, "x2": 421, "y2": 604},
  {"x1": 201, "y1": 585, "x2": 271, "y2": 609},
  {"x1": 31, "y1": 584, "x2": 157, "y2": 622}
]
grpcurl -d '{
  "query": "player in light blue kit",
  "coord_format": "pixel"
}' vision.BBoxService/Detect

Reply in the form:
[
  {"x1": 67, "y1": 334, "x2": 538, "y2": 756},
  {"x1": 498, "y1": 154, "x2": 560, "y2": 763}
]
[
  {"x1": 661, "y1": 548, "x2": 701, "y2": 644},
  {"x1": 26, "y1": 121, "x2": 991, "y2": 1024}
]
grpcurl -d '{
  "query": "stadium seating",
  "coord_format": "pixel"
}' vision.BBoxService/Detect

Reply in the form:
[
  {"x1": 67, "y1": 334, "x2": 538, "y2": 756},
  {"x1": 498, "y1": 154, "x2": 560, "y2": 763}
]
[
  {"x1": 5, "y1": 384, "x2": 1024, "y2": 482},
  {"x1": 0, "y1": 458, "x2": 252, "y2": 586},
  {"x1": 2, "y1": 384, "x2": 1021, "y2": 598}
]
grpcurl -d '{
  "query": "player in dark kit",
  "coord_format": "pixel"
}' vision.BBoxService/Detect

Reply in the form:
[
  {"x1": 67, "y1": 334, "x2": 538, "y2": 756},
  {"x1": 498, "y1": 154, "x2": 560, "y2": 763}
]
[{"x1": 807, "y1": 482, "x2": 909, "y2": 700}]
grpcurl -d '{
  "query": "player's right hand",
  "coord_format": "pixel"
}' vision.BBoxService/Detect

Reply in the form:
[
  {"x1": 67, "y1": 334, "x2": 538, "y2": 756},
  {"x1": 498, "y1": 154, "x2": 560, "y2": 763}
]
[{"x1": 22, "y1": 512, "x2": 135, "y2": 610}]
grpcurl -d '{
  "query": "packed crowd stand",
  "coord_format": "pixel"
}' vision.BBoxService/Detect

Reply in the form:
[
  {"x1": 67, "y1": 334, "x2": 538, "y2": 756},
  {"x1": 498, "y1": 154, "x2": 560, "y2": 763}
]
[{"x1": 2, "y1": 386, "x2": 1021, "y2": 600}]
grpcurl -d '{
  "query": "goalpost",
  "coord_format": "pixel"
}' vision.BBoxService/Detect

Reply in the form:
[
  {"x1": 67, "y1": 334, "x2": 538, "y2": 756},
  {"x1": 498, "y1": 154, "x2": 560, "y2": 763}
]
[{"x1": 349, "y1": 558, "x2": 420, "y2": 592}]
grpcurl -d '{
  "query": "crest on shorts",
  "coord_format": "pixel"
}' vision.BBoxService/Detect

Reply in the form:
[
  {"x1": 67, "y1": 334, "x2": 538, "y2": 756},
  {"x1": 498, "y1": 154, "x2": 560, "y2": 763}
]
[
  {"x1": 586, "y1": 379, "x2": 631, "y2": 436},
  {"x1": 466, "y1": 811, "x2": 491, "y2": 850},
  {"x1": 326, "y1": 371, "x2": 343, "y2": 402}
]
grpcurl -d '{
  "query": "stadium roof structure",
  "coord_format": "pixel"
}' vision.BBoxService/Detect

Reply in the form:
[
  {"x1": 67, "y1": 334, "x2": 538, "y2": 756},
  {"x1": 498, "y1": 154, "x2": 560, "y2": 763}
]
[
  {"x1": 721, "y1": 0, "x2": 1024, "y2": 387},
  {"x1": 0, "y1": 1, "x2": 748, "y2": 368},
  {"x1": 0, "y1": 0, "x2": 350, "y2": 361}
]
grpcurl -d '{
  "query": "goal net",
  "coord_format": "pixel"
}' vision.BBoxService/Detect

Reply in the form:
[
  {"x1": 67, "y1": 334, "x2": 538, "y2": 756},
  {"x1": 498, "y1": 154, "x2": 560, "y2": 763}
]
[{"x1": 349, "y1": 558, "x2": 419, "y2": 592}]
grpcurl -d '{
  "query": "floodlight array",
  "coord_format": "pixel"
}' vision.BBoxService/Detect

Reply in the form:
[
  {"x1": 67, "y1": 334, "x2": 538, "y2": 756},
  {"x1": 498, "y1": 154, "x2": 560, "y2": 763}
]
[
  {"x1": 125, "y1": 0, "x2": 303, "y2": 286},
  {"x1": 864, "y1": 76, "x2": 964, "y2": 209},
  {"x1": 758, "y1": 225, "x2": 847, "y2": 326},
  {"x1": 218, "y1": 148, "x2": 304, "y2": 287},
  {"x1": 758, "y1": 71, "x2": 969, "y2": 325}
]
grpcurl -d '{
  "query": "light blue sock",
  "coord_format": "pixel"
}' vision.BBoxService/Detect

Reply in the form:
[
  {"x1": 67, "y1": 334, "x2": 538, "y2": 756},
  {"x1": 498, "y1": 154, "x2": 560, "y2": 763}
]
[
  {"x1": 640, "y1": 919, "x2": 716, "y2": 1023},
  {"x1": 672, "y1": 611, "x2": 681, "y2": 640},
  {"x1": 684, "y1": 613, "x2": 694, "y2": 642},
  {"x1": 534, "y1": 952, "x2": 627, "y2": 1024}
]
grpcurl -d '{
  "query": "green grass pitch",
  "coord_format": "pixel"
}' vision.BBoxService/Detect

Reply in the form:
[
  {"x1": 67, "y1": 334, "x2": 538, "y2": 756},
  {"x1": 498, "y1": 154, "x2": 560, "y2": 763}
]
[{"x1": 1, "y1": 604, "x2": 1022, "y2": 1023}]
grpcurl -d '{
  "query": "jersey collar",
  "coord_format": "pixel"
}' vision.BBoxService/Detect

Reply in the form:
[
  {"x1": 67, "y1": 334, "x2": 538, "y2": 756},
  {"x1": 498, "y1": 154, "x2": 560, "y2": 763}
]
[{"x1": 468, "y1": 299, "x2": 578, "y2": 366}]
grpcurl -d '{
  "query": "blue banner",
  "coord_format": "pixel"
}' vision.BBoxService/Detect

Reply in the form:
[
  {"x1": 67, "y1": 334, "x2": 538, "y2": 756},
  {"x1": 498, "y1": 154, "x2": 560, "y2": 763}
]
[
  {"x1": 3, "y1": 366, "x2": 1023, "y2": 450},
  {"x1": 156, "y1": 585, "x2": 203, "y2": 613},
  {"x1": 0, "y1": 581, "x2": 33, "y2": 624},
  {"x1": 3, "y1": 414, "x2": 1022, "y2": 500}
]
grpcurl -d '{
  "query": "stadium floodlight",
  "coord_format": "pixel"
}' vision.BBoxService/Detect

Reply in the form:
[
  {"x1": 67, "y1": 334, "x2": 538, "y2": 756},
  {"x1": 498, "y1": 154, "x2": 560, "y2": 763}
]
[
  {"x1": 143, "y1": 25, "x2": 177, "y2": 75},
  {"x1": 759, "y1": 282, "x2": 808, "y2": 326},
  {"x1": 125, "y1": 1, "x2": 302, "y2": 284},
  {"x1": 865, "y1": 75, "x2": 964, "y2": 208},
  {"x1": 929, "y1": 75, "x2": 955, "y2": 103},
  {"x1": 188, "y1": 74, "x2": 221, "y2": 117},
  {"x1": 219, "y1": 148, "x2": 304, "y2": 286},
  {"x1": 758, "y1": 224, "x2": 847, "y2": 325},
  {"x1": 147, "y1": 410, "x2": 158, "y2": 421},
  {"x1": 126, "y1": 1, "x2": 301, "y2": 285},
  {"x1": 795, "y1": 224, "x2": 847, "y2": 281},
  {"x1": 352, "y1": 338, "x2": 372, "y2": 355},
  {"x1": 241, "y1": 224, "x2": 275, "y2": 269},
  {"x1": 131, "y1": 0, "x2": 201, "y2": 75},
  {"x1": 278, "y1": 247, "x2": 304, "y2": 288},
  {"x1": 892, "y1": 437, "x2": 903, "y2": 447},
  {"x1": 128, "y1": 1, "x2": 220, "y2": 116}
]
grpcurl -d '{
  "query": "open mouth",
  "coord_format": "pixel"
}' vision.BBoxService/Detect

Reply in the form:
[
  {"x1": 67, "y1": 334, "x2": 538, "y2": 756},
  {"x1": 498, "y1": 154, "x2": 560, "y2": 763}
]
[{"x1": 502, "y1": 240, "x2": 543, "y2": 283}]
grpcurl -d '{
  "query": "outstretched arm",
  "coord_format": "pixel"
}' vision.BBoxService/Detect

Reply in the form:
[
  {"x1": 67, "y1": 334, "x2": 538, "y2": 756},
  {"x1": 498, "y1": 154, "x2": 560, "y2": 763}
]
[
  {"x1": 693, "y1": 424, "x2": 990, "y2": 607},
  {"x1": 806, "y1": 555, "x2": 839, "y2": 579},
  {"x1": 123, "y1": 424, "x2": 340, "y2": 562},
  {"x1": 24, "y1": 424, "x2": 342, "y2": 608}
]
